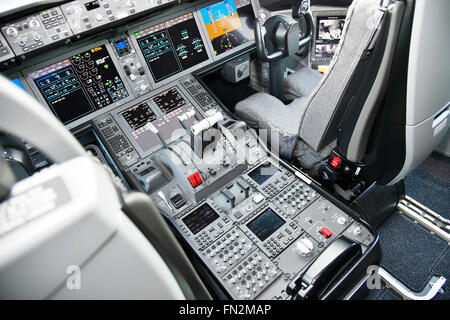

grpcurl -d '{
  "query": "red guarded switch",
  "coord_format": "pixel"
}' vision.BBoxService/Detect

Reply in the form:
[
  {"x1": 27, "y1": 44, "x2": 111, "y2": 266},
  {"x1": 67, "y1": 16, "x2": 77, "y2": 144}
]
[
  {"x1": 330, "y1": 156, "x2": 341, "y2": 168},
  {"x1": 193, "y1": 172, "x2": 202, "y2": 185},
  {"x1": 188, "y1": 174, "x2": 198, "y2": 188},
  {"x1": 319, "y1": 227, "x2": 333, "y2": 238}
]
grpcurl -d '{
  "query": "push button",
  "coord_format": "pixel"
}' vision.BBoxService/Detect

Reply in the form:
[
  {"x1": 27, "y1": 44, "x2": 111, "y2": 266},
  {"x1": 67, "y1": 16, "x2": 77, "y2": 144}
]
[
  {"x1": 193, "y1": 172, "x2": 202, "y2": 185},
  {"x1": 188, "y1": 172, "x2": 202, "y2": 188},
  {"x1": 319, "y1": 227, "x2": 333, "y2": 238},
  {"x1": 330, "y1": 156, "x2": 341, "y2": 168},
  {"x1": 188, "y1": 175, "x2": 198, "y2": 188}
]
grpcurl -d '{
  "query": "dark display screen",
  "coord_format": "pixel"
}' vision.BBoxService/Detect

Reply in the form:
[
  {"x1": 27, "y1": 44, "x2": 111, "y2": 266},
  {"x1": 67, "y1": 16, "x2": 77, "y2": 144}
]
[
  {"x1": 315, "y1": 16, "x2": 346, "y2": 59},
  {"x1": 121, "y1": 102, "x2": 157, "y2": 130},
  {"x1": 247, "y1": 207, "x2": 285, "y2": 241},
  {"x1": 200, "y1": 0, "x2": 255, "y2": 56},
  {"x1": 135, "y1": 13, "x2": 209, "y2": 83},
  {"x1": 248, "y1": 161, "x2": 282, "y2": 186},
  {"x1": 85, "y1": 0, "x2": 100, "y2": 11},
  {"x1": 30, "y1": 45, "x2": 128, "y2": 125},
  {"x1": 182, "y1": 203, "x2": 219, "y2": 235},
  {"x1": 153, "y1": 87, "x2": 186, "y2": 114}
]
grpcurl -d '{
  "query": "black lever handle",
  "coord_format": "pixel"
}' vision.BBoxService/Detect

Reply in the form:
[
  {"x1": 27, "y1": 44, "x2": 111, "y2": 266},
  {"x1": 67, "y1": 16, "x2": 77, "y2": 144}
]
[
  {"x1": 254, "y1": 18, "x2": 285, "y2": 62},
  {"x1": 287, "y1": 236, "x2": 362, "y2": 300},
  {"x1": 293, "y1": 0, "x2": 314, "y2": 50}
]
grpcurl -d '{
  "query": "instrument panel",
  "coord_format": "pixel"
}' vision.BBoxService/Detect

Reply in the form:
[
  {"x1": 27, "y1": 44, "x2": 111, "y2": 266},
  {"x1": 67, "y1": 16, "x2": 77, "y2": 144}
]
[
  {"x1": 29, "y1": 45, "x2": 129, "y2": 124},
  {"x1": 133, "y1": 12, "x2": 209, "y2": 84},
  {"x1": 9, "y1": 0, "x2": 255, "y2": 129}
]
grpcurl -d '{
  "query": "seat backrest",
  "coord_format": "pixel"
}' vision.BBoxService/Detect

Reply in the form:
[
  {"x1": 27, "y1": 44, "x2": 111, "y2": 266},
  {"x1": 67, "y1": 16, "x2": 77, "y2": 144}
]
[
  {"x1": 365, "y1": 0, "x2": 449, "y2": 185},
  {"x1": 386, "y1": 0, "x2": 450, "y2": 184},
  {"x1": 297, "y1": 0, "x2": 387, "y2": 152}
]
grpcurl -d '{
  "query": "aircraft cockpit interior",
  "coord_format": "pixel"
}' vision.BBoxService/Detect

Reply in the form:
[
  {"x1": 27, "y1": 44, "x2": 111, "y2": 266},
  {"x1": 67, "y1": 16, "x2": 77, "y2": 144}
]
[{"x1": 0, "y1": 0, "x2": 449, "y2": 304}]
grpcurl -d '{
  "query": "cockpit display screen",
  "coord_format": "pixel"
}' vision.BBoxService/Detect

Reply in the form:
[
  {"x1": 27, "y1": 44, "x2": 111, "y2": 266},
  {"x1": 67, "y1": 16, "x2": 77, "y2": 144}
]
[
  {"x1": 315, "y1": 16, "x2": 346, "y2": 59},
  {"x1": 200, "y1": 0, "x2": 255, "y2": 56},
  {"x1": 30, "y1": 45, "x2": 129, "y2": 125},
  {"x1": 182, "y1": 203, "x2": 220, "y2": 235},
  {"x1": 85, "y1": 1, "x2": 100, "y2": 11},
  {"x1": 135, "y1": 13, "x2": 209, "y2": 83},
  {"x1": 122, "y1": 102, "x2": 157, "y2": 131},
  {"x1": 248, "y1": 161, "x2": 282, "y2": 187},
  {"x1": 247, "y1": 207, "x2": 285, "y2": 241},
  {"x1": 153, "y1": 87, "x2": 186, "y2": 114}
]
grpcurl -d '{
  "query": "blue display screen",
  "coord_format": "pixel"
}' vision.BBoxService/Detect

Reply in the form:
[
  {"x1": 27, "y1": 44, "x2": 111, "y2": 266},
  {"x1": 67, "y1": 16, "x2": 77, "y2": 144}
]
[
  {"x1": 115, "y1": 41, "x2": 127, "y2": 50},
  {"x1": 11, "y1": 77, "x2": 25, "y2": 91}
]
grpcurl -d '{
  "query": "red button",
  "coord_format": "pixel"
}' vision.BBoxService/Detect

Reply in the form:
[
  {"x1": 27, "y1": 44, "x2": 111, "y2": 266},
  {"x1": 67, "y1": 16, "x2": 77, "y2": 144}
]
[
  {"x1": 193, "y1": 172, "x2": 202, "y2": 185},
  {"x1": 188, "y1": 174, "x2": 198, "y2": 188},
  {"x1": 319, "y1": 227, "x2": 333, "y2": 238},
  {"x1": 330, "y1": 156, "x2": 341, "y2": 168}
]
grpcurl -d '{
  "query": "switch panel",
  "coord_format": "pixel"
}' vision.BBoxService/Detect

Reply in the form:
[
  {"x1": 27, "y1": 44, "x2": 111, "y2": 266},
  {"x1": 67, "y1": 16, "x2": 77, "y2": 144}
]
[
  {"x1": 93, "y1": 114, "x2": 139, "y2": 167},
  {"x1": 0, "y1": 33, "x2": 16, "y2": 66},
  {"x1": 61, "y1": 0, "x2": 176, "y2": 35},
  {"x1": 1, "y1": 7, "x2": 73, "y2": 56},
  {"x1": 221, "y1": 249, "x2": 281, "y2": 300},
  {"x1": 109, "y1": 36, "x2": 151, "y2": 97}
]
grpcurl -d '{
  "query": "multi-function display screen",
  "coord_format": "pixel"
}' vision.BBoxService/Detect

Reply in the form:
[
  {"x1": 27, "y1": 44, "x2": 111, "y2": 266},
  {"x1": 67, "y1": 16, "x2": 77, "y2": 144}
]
[
  {"x1": 30, "y1": 45, "x2": 128, "y2": 125},
  {"x1": 121, "y1": 102, "x2": 157, "y2": 131},
  {"x1": 247, "y1": 208, "x2": 285, "y2": 241},
  {"x1": 200, "y1": 0, "x2": 255, "y2": 56},
  {"x1": 248, "y1": 161, "x2": 282, "y2": 187},
  {"x1": 315, "y1": 16, "x2": 346, "y2": 59},
  {"x1": 153, "y1": 87, "x2": 186, "y2": 114},
  {"x1": 135, "y1": 13, "x2": 209, "y2": 83},
  {"x1": 182, "y1": 203, "x2": 220, "y2": 235}
]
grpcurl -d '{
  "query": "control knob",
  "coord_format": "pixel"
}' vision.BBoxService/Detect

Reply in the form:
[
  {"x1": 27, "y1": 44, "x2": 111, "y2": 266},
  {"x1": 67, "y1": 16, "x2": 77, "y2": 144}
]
[
  {"x1": 353, "y1": 226, "x2": 362, "y2": 236},
  {"x1": 295, "y1": 238, "x2": 314, "y2": 257},
  {"x1": 337, "y1": 216, "x2": 347, "y2": 225},
  {"x1": 29, "y1": 19, "x2": 40, "y2": 29},
  {"x1": 6, "y1": 27, "x2": 18, "y2": 37}
]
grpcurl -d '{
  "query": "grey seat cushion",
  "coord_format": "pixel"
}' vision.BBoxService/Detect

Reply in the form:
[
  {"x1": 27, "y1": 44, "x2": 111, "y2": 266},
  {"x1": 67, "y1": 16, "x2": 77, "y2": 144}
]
[
  {"x1": 235, "y1": 93, "x2": 309, "y2": 158},
  {"x1": 284, "y1": 67, "x2": 323, "y2": 100}
]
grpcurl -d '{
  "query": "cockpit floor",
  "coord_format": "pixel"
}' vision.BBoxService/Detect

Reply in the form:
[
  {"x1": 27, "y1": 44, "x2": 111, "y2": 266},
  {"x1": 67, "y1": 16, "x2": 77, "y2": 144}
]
[
  {"x1": 367, "y1": 152, "x2": 450, "y2": 300},
  {"x1": 405, "y1": 152, "x2": 450, "y2": 220}
]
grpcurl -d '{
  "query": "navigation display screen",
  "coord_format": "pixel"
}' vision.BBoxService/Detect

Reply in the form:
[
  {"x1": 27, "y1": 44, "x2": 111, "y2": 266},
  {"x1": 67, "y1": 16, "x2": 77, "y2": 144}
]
[
  {"x1": 248, "y1": 161, "x2": 282, "y2": 187},
  {"x1": 200, "y1": 0, "x2": 255, "y2": 56},
  {"x1": 247, "y1": 207, "x2": 285, "y2": 241},
  {"x1": 30, "y1": 45, "x2": 128, "y2": 125},
  {"x1": 135, "y1": 13, "x2": 209, "y2": 83},
  {"x1": 182, "y1": 203, "x2": 220, "y2": 235},
  {"x1": 315, "y1": 16, "x2": 346, "y2": 59}
]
